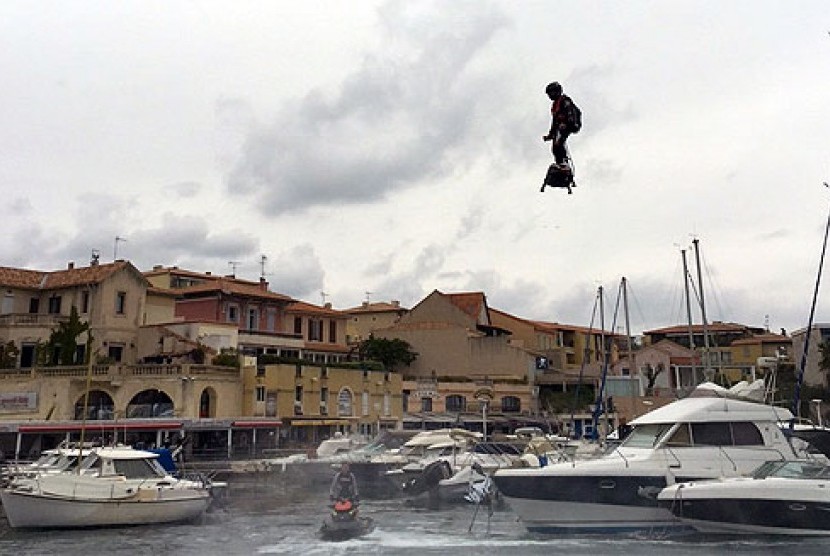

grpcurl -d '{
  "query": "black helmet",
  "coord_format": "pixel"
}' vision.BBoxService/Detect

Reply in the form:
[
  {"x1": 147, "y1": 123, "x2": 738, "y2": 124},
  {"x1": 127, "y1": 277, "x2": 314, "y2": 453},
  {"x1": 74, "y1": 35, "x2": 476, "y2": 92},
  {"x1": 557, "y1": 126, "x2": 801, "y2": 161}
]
[{"x1": 545, "y1": 82, "x2": 562, "y2": 97}]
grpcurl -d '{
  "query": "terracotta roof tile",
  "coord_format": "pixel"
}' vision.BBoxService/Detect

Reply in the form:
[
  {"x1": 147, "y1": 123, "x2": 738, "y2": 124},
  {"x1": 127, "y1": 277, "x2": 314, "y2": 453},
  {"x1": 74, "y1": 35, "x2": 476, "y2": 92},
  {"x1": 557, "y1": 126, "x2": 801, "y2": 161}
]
[
  {"x1": 445, "y1": 292, "x2": 487, "y2": 321},
  {"x1": 286, "y1": 300, "x2": 345, "y2": 317},
  {"x1": 0, "y1": 261, "x2": 137, "y2": 290},
  {"x1": 343, "y1": 301, "x2": 407, "y2": 313},
  {"x1": 177, "y1": 277, "x2": 293, "y2": 302}
]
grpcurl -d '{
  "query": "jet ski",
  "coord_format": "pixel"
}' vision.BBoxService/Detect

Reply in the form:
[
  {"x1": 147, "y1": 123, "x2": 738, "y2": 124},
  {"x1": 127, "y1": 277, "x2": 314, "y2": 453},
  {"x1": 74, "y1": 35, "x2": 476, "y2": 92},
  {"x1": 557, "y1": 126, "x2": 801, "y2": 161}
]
[{"x1": 319, "y1": 498, "x2": 374, "y2": 541}]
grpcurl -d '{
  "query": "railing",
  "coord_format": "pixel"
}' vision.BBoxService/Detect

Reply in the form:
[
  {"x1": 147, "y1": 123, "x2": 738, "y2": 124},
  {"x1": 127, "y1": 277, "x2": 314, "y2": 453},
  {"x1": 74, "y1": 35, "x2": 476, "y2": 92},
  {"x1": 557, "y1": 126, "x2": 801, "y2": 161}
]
[
  {"x1": 0, "y1": 314, "x2": 68, "y2": 327},
  {"x1": 9, "y1": 363, "x2": 239, "y2": 380}
]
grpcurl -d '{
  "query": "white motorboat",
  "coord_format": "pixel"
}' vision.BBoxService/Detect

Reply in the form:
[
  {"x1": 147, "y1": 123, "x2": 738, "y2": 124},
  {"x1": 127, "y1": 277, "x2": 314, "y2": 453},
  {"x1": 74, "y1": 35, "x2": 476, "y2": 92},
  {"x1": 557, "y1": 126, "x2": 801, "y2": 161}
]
[
  {"x1": 492, "y1": 391, "x2": 800, "y2": 534},
  {"x1": 658, "y1": 459, "x2": 830, "y2": 536},
  {"x1": 0, "y1": 445, "x2": 211, "y2": 528}
]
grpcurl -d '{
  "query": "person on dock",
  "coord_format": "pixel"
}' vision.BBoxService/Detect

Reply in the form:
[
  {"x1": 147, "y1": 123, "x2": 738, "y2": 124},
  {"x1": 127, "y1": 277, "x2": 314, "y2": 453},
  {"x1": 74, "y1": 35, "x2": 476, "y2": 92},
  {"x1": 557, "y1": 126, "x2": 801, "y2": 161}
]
[{"x1": 330, "y1": 462, "x2": 359, "y2": 501}]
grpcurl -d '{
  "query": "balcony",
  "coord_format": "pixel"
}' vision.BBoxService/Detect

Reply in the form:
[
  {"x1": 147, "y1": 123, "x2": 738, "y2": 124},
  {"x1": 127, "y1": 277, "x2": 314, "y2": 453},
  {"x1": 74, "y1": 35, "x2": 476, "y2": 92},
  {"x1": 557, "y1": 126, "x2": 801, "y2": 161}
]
[
  {"x1": 0, "y1": 313, "x2": 68, "y2": 328},
  {"x1": 4, "y1": 363, "x2": 240, "y2": 380}
]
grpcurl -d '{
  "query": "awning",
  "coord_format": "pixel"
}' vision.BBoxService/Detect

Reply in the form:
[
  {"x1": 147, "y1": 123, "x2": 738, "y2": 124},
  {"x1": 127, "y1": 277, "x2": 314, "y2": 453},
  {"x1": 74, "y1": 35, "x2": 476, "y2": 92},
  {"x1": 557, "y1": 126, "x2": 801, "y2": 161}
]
[
  {"x1": 289, "y1": 419, "x2": 350, "y2": 427},
  {"x1": 232, "y1": 420, "x2": 282, "y2": 428},
  {"x1": 19, "y1": 420, "x2": 183, "y2": 433}
]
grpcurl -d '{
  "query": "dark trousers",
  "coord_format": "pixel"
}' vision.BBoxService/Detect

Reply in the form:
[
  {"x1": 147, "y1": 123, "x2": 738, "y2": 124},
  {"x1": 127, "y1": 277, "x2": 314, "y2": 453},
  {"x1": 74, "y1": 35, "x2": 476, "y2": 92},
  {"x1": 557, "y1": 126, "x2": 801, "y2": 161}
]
[{"x1": 551, "y1": 129, "x2": 571, "y2": 164}]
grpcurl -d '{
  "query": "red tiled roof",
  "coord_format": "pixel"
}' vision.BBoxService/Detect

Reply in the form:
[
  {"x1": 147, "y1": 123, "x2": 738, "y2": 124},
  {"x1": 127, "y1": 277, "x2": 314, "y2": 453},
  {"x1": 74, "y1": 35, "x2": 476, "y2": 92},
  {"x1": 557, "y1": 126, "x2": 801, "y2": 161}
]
[
  {"x1": 343, "y1": 301, "x2": 407, "y2": 314},
  {"x1": 177, "y1": 277, "x2": 292, "y2": 302},
  {"x1": 286, "y1": 300, "x2": 345, "y2": 317},
  {"x1": 644, "y1": 322, "x2": 750, "y2": 335},
  {"x1": 444, "y1": 292, "x2": 487, "y2": 322},
  {"x1": 0, "y1": 261, "x2": 140, "y2": 290},
  {"x1": 730, "y1": 333, "x2": 791, "y2": 346}
]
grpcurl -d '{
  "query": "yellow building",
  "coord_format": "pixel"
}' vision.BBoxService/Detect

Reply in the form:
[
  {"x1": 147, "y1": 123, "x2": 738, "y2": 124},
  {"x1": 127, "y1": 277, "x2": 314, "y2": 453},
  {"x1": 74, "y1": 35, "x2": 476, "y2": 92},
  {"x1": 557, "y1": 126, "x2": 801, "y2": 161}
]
[
  {"x1": 242, "y1": 362, "x2": 403, "y2": 444},
  {"x1": 343, "y1": 300, "x2": 408, "y2": 345}
]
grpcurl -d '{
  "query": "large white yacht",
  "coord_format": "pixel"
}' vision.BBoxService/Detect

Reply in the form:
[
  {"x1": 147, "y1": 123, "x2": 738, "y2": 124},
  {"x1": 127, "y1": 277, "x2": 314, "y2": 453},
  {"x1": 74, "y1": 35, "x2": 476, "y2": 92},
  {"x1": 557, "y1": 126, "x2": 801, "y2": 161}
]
[{"x1": 492, "y1": 391, "x2": 798, "y2": 534}]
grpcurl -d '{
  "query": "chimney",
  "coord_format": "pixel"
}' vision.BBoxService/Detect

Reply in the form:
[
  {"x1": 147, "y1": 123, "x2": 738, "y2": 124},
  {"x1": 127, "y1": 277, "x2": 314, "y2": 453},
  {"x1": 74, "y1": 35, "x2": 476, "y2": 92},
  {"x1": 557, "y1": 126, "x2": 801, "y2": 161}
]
[
  {"x1": 152, "y1": 265, "x2": 162, "y2": 271},
  {"x1": 324, "y1": 302, "x2": 332, "y2": 310},
  {"x1": 392, "y1": 300, "x2": 400, "y2": 307},
  {"x1": 259, "y1": 277, "x2": 268, "y2": 291},
  {"x1": 205, "y1": 271, "x2": 211, "y2": 276},
  {"x1": 362, "y1": 301, "x2": 369, "y2": 308},
  {"x1": 67, "y1": 261, "x2": 74, "y2": 270}
]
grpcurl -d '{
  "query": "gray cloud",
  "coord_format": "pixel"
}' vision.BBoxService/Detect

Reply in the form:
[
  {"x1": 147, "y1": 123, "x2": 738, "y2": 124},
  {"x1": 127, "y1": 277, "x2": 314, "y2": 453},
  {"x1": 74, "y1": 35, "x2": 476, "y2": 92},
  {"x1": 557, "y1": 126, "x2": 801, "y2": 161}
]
[
  {"x1": 266, "y1": 244, "x2": 325, "y2": 300},
  {"x1": 225, "y1": 1, "x2": 509, "y2": 214},
  {"x1": 165, "y1": 181, "x2": 203, "y2": 198}
]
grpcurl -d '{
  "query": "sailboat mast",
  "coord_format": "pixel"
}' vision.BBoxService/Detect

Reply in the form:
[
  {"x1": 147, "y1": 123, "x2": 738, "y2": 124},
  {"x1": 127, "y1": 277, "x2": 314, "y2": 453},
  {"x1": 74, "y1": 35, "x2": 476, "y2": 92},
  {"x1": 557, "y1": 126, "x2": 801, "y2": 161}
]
[
  {"x1": 791, "y1": 192, "x2": 830, "y2": 426},
  {"x1": 692, "y1": 239, "x2": 712, "y2": 378},
  {"x1": 681, "y1": 249, "x2": 697, "y2": 382}
]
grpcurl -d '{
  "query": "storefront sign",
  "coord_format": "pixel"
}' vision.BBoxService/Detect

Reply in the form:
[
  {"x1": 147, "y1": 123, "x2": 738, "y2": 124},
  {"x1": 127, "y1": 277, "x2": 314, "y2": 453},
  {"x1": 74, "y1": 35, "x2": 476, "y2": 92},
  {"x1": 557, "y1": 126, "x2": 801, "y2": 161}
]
[{"x1": 0, "y1": 392, "x2": 37, "y2": 412}]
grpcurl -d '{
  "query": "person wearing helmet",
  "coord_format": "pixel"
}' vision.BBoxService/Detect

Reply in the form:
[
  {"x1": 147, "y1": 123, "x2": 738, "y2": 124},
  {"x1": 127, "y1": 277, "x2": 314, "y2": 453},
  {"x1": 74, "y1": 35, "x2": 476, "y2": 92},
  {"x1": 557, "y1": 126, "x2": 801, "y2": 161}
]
[{"x1": 542, "y1": 81, "x2": 575, "y2": 169}]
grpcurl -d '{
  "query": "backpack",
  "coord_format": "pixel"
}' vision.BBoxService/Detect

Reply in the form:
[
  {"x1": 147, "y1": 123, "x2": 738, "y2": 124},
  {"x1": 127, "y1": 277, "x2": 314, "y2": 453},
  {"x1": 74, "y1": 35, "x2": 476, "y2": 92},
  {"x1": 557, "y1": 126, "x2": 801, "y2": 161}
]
[{"x1": 567, "y1": 98, "x2": 582, "y2": 134}]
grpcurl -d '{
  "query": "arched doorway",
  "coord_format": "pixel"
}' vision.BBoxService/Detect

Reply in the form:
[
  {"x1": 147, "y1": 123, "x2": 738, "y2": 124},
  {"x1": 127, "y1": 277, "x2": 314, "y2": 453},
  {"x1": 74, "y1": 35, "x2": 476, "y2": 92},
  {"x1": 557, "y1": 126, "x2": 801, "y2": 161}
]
[
  {"x1": 199, "y1": 387, "x2": 217, "y2": 418},
  {"x1": 127, "y1": 389, "x2": 174, "y2": 418},
  {"x1": 74, "y1": 390, "x2": 115, "y2": 420}
]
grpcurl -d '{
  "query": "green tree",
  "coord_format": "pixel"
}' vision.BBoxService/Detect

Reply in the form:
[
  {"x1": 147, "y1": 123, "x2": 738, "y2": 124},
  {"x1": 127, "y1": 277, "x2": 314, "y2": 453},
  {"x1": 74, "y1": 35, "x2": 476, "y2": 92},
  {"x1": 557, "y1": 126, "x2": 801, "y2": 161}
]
[
  {"x1": 0, "y1": 341, "x2": 19, "y2": 368},
  {"x1": 358, "y1": 335, "x2": 418, "y2": 372},
  {"x1": 47, "y1": 306, "x2": 91, "y2": 365},
  {"x1": 212, "y1": 347, "x2": 240, "y2": 368}
]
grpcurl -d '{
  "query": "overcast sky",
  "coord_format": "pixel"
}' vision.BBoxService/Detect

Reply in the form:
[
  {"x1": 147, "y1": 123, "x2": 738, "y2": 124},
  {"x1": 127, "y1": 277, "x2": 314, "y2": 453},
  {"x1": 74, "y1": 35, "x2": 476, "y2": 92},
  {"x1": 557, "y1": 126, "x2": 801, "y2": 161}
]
[{"x1": 2, "y1": 1, "x2": 830, "y2": 335}]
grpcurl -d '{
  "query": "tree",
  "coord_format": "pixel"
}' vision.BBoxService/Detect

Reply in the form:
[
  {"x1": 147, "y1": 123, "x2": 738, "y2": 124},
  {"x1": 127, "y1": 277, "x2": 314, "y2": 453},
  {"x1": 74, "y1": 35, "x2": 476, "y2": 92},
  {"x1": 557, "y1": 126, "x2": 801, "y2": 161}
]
[
  {"x1": 644, "y1": 363, "x2": 664, "y2": 396},
  {"x1": 358, "y1": 335, "x2": 418, "y2": 372},
  {"x1": 212, "y1": 347, "x2": 240, "y2": 368},
  {"x1": 47, "y1": 306, "x2": 90, "y2": 365},
  {"x1": 0, "y1": 341, "x2": 19, "y2": 369}
]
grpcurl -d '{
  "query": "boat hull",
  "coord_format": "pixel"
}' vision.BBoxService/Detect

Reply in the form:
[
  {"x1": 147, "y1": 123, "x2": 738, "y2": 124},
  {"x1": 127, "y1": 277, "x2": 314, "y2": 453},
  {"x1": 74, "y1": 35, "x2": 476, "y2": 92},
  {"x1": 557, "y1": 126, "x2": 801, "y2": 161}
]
[
  {"x1": 659, "y1": 479, "x2": 830, "y2": 536},
  {"x1": 0, "y1": 488, "x2": 211, "y2": 529}
]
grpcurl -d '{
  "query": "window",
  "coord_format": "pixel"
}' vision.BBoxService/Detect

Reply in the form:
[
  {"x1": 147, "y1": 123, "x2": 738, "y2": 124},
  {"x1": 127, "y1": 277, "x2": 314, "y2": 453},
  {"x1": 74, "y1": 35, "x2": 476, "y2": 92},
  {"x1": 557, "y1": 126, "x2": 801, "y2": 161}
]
[
  {"x1": 691, "y1": 423, "x2": 732, "y2": 446},
  {"x1": 227, "y1": 305, "x2": 238, "y2": 323},
  {"x1": 81, "y1": 291, "x2": 89, "y2": 313},
  {"x1": 501, "y1": 396, "x2": 521, "y2": 413},
  {"x1": 256, "y1": 366, "x2": 265, "y2": 377},
  {"x1": 29, "y1": 297, "x2": 39, "y2": 314},
  {"x1": 321, "y1": 387, "x2": 329, "y2": 415},
  {"x1": 266, "y1": 310, "x2": 276, "y2": 331},
  {"x1": 108, "y1": 344, "x2": 124, "y2": 362},
  {"x1": 308, "y1": 319, "x2": 323, "y2": 341},
  {"x1": 294, "y1": 316, "x2": 302, "y2": 334},
  {"x1": 665, "y1": 424, "x2": 692, "y2": 447},
  {"x1": 731, "y1": 422, "x2": 764, "y2": 446},
  {"x1": 115, "y1": 291, "x2": 126, "y2": 315},
  {"x1": 362, "y1": 391, "x2": 369, "y2": 416},
  {"x1": 338, "y1": 389, "x2": 353, "y2": 417},
  {"x1": 248, "y1": 308, "x2": 258, "y2": 330},
  {"x1": 384, "y1": 393, "x2": 391, "y2": 416},
  {"x1": 421, "y1": 397, "x2": 433, "y2": 412},
  {"x1": 48, "y1": 295, "x2": 62, "y2": 314},
  {"x1": 446, "y1": 395, "x2": 467, "y2": 412},
  {"x1": 1, "y1": 292, "x2": 13, "y2": 314},
  {"x1": 255, "y1": 386, "x2": 266, "y2": 402},
  {"x1": 329, "y1": 320, "x2": 337, "y2": 343}
]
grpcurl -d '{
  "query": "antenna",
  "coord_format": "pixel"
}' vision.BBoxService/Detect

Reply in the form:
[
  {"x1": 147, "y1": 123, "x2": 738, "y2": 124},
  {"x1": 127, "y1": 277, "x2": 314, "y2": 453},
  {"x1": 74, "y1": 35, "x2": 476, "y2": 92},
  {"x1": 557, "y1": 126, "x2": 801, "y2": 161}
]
[
  {"x1": 90, "y1": 249, "x2": 100, "y2": 266},
  {"x1": 114, "y1": 236, "x2": 127, "y2": 260},
  {"x1": 365, "y1": 291, "x2": 373, "y2": 303},
  {"x1": 228, "y1": 261, "x2": 241, "y2": 276},
  {"x1": 321, "y1": 291, "x2": 329, "y2": 305}
]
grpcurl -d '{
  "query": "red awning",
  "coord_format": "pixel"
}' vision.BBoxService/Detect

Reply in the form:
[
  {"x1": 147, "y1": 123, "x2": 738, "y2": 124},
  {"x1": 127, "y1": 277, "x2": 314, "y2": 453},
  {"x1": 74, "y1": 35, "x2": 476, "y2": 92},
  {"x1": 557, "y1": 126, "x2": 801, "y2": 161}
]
[
  {"x1": 19, "y1": 421, "x2": 183, "y2": 433},
  {"x1": 232, "y1": 420, "x2": 282, "y2": 428}
]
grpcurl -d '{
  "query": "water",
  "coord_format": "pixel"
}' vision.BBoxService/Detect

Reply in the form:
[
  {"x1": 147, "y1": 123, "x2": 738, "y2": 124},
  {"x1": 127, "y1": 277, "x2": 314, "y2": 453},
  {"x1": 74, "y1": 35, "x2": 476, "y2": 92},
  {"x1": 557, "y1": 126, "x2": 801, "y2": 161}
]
[{"x1": 2, "y1": 476, "x2": 830, "y2": 555}]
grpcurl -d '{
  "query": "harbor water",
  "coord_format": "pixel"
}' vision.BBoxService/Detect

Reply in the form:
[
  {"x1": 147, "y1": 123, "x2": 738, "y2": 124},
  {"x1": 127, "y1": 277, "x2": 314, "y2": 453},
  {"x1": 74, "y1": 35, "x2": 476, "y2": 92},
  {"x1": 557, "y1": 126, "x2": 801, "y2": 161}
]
[{"x1": 2, "y1": 474, "x2": 830, "y2": 555}]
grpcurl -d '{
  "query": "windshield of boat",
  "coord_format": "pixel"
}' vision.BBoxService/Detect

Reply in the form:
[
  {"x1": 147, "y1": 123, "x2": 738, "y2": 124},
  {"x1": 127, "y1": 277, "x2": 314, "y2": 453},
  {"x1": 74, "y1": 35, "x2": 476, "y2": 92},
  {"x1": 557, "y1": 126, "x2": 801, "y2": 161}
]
[
  {"x1": 113, "y1": 457, "x2": 167, "y2": 479},
  {"x1": 751, "y1": 460, "x2": 830, "y2": 480},
  {"x1": 620, "y1": 423, "x2": 675, "y2": 448}
]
